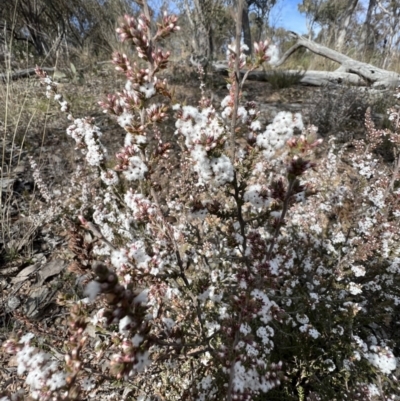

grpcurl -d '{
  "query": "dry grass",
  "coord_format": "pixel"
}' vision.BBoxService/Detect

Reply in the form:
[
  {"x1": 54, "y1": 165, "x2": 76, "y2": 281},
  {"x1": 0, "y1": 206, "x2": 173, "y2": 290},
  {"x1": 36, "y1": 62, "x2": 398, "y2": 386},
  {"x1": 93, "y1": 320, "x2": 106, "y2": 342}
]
[
  {"x1": 0, "y1": 73, "x2": 44, "y2": 260},
  {"x1": 0, "y1": 56, "x2": 119, "y2": 264}
]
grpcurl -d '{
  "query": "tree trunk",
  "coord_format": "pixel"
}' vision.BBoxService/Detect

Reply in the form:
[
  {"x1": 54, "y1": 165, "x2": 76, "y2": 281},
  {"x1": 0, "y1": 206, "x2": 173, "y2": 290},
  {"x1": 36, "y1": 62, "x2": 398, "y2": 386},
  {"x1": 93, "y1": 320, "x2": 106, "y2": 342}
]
[
  {"x1": 361, "y1": 0, "x2": 377, "y2": 53},
  {"x1": 242, "y1": 1, "x2": 252, "y2": 55},
  {"x1": 336, "y1": 0, "x2": 359, "y2": 52},
  {"x1": 184, "y1": 0, "x2": 214, "y2": 67}
]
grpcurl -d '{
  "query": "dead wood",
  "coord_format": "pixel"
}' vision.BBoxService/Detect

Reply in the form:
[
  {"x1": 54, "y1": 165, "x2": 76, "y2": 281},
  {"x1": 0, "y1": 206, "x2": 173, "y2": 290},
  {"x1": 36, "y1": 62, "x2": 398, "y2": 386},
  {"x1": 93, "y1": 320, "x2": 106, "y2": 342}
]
[
  {"x1": 0, "y1": 67, "x2": 55, "y2": 82},
  {"x1": 213, "y1": 33, "x2": 400, "y2": 89}
]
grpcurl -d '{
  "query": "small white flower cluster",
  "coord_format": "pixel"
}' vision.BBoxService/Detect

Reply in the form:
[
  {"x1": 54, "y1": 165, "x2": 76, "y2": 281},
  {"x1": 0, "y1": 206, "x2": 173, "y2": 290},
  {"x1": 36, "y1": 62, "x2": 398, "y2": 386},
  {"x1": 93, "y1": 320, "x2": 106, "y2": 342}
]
[
  {"x1": 257, "y1": 111, "x2": 303, "y2": 159},
  {"x1": 366, "y1": 345, "x2": 397, "y2": 374},
  {"x1": 16, "y1": 334, "x2": 66, "y2": 398},
  {"x1": 84, "y1": 280, "x2": 102, "y2": 301},
  {"x1": 175, "y1": 105, "x2": 234, "y2": 186},
  {"x1": 100, "y1": 169, "x2": 119, "y2": 186},
  {"x1": 196, "y1": 375, "x2": 218, "y2": 401},
  {"x1": 231, "y1": 360, "x2": 279, "y2": 394},
  {"x1": 244, "y1": 184, "x2": 272, "y2": 209},
  {"x1": 42, "y1": 76, "x2": 69, "y2": 113},
  {"x1": 124, "y1": 155, "x2": 148, "y2": 181},
  {"x1": 251, "y1": 289, "x2": 277, "y2": 324},
  {"x1": 256, "y1": 326, "x2": 274, "y2": 349},
  {"x1": 128, "y1": 240, "x2": 152, "y2": 271},
  {"x1": 387, "y1": 257, "x2": 400, "y2": 273},
  {"x1": 351, "y1": 265, "x2": 366, "y2": 277},
  {"x1": 296, "y1": 313, "x2": 309, "y2": 325},
  {"x1": 352, "y1": 155, "x2": 377, "y2": 179},
  {"x1": 43, "y1": 76, "x2": 55, "y2": 99},
  {"x1": 299, "y1": 324, "x2": 320, "y2": 339},
  {"x1": 348, "y1": 281, "x2": 363, "y2": 295},
  {"x1": 198, "y1": 285, "x2": 223, "y2": 303},
  {"x1": 66, "y1": 118, "x2": 106, "y2": 166},
  {"x1": 124, "y1": 191, "x2": 156, "y2": 220},
  {"x1": 352, "y1": 336, "x2": 398, "y2": 375},
  {"x1": 204, "y1": 320, "x2": 221, "y2": 337}
]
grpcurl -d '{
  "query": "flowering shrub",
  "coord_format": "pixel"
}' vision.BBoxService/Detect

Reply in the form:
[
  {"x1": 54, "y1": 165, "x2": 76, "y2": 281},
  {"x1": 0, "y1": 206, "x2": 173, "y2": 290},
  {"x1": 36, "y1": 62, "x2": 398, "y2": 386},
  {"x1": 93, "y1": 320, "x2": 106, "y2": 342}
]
[{"x1": 2, "y1": 6, "x2": 400, "y2": 401}]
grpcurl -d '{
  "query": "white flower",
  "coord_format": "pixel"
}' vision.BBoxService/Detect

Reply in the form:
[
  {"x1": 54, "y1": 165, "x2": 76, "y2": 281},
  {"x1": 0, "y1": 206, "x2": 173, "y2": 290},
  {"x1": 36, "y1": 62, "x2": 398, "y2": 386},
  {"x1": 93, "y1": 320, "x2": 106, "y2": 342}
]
[
  {"x1": 101, "y1": 169, "x2": 119, "y2": 185},
  {"x1": 19, "y1": 332, "x2": 35, "y2": 344},
  {"x1": 47, "y1": 372, "x2": 66, "y2": 391},
  {"x1": 119, "y1": 315, "x2": 133, "y2": 336},
  {"x1": 332, "y1": 231, "x2": 346, "y2": 243},
  {"x1": 124, "y1": 156, "x2": 148, "y2": 181},
  {"x1": 250, "y1": 120, "x2": 262, "y2": 131},
  {"x1": 133, "y1": 351, "x2": 151, "y2": 372},
  {"x1": 132, "y1": 334, "x2": 144, "y2": 347},
  {"x1": 240, "y1": 323, "x2": 251, "y2": 335},
  {"x1": 117, "y1": 112, "x2": 134, "y2": 128},
  {"x1": 348, "y1": 282, "x2": 362, "y2": 295},
  {"x1": 81, "y1": 377, "x2": 96, "y2": 391},
  {"x1": 111, "y1": 249, "x2": 129, "y2": 269},
  {"x1": 351, "y1": 265, "x2": 366, "y2": 277},
  {"x1": 84, "y1": 281, "x2": 102, "y2": 301},
  {"x1": 210, "y1": 155, "x2": 234, "y2": 186},
  {"x1": 308, "y1": 328, "x2": 320, "y2": 339},
  {"x1": 139, "y1": 82, "x2": 156, "y2": 98},
  {"x1": 59, "y1": 100, "x2": 68, "y2": 112},
  {"x1": 323, "y1": 359, "x2": 336, "y2": 372},
  {"x1": 296, "y1": 313, "x2": 309, "y2": 324},
  {"x1": 366, "y1": 346, "x2": 397, "y2": 374}
]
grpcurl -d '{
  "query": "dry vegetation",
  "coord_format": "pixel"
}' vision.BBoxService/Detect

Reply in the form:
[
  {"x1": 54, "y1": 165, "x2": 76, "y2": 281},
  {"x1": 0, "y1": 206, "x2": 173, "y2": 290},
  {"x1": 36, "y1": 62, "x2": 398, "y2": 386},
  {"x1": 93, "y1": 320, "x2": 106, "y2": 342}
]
[
  {"x1": 1, "y1": 59, "x2": 399, "y2": 399},
  {"x1": 1, "y1": 1, "x2": 400, "y2": 400}
]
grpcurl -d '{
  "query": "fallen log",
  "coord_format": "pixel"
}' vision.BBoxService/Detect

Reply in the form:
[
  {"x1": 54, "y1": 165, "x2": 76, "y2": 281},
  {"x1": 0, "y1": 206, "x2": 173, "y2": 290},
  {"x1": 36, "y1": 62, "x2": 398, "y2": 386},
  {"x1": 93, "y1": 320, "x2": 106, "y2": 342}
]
[
  {"x1": 212, "y1": 65, "x2": 365, "y2": 87},
  {"x1": 251, "y1": 70, "x2": 365, "y2": 86},
  {"x1": 213, "y1": 33, "x2": 400, "y2": 89},
  {"x1": 274, "y1": 32, "x2": 399, "y2": 89},
  {"x1": 0, "y1": 61, "x2": 113, "y2": 83},
  {"x1": 0, "y1": 67, "x2": 55, "y2": 82}
]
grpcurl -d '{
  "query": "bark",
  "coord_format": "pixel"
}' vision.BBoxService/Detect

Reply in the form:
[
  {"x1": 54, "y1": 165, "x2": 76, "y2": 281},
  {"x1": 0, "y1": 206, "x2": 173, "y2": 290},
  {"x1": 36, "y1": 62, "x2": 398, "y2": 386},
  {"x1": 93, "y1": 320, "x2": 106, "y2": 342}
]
[
  {"x1": 184, "y1": 0, "x2": 214, "y2": 65},
  {"x1": 336, "y1": 0, "x2": 359, "y2": 52}
]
